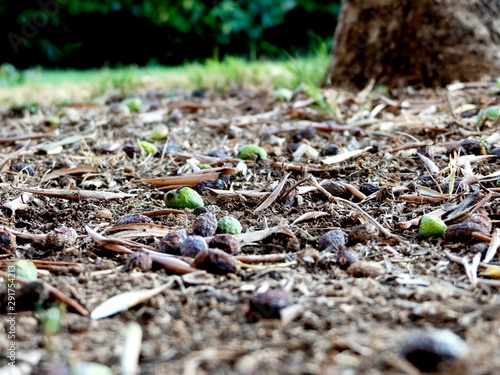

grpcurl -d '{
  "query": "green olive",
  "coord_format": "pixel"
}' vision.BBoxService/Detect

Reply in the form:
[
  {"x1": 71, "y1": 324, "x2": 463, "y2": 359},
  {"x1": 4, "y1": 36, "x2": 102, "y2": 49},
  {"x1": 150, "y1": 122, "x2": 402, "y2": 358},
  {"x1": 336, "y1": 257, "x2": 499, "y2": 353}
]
[
  {"x1": 419, "y1": 214, "x2": 447, "y2": 237},
  {"x1": 238, "y1": 145, "x2": 267, "y2": 161},
  {"x1": 164, "y1": 187, "x2": 204, "y2": 209}
]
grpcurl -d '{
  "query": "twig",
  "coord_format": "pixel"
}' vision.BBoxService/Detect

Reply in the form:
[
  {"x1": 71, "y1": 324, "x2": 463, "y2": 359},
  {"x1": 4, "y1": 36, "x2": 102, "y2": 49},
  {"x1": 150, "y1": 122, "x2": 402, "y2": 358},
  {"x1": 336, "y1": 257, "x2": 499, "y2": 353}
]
[
  {"x1": 308, "y1": 175, "x2": 409, "y2": 246},
  {"x1": 254, "y1": 173, "x2": 290, "y2": 212},
  {"x1": 235, "y1": 254, "x2": 292, "y2": 264}
]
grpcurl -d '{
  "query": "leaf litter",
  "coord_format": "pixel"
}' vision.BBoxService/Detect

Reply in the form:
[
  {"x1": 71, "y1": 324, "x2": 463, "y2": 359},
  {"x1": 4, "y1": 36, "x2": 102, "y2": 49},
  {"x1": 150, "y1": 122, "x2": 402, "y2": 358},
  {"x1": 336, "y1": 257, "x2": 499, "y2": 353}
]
[{"x1": 0, "y1": 83, "x2": 500, "y2": 374}]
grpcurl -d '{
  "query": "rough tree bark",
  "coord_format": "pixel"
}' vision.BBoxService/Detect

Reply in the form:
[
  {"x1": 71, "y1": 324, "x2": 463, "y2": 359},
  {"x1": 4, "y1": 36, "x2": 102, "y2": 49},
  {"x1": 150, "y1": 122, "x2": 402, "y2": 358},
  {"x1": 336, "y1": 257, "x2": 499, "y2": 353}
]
[{"x1": 325, "y1": 0, "x2": 500, "y2": 89}]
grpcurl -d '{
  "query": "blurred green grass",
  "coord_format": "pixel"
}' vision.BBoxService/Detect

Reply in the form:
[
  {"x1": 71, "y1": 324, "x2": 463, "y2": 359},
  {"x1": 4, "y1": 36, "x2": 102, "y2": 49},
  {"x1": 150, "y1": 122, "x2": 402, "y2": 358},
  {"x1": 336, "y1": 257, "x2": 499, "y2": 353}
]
[{"x1": 0, "y1": 39, "x2": 330, "y2": 106}]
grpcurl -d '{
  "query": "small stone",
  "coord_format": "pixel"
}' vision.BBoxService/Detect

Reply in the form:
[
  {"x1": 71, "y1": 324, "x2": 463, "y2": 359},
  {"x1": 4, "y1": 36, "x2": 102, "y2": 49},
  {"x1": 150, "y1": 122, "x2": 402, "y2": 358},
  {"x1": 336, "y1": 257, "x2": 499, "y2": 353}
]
[
  {"x1": 246, "y1": 289, "x2": 292, "y2": 322},
  {"x1": 319, "y1": 144, "x2": 340, "y2": 156},
  {"x1": 11, "y1": 162, "x2": 36, "y2": 176},
  {"x1": 46, "y1": 227, "x2": 77, "y2": 251},
  {"x1": 400, "y1": 330, "x2": 467, "y2": 373},
  {"x1": 336, "y1": 247, "x2": 359, "y2": 270},
  {"x1": 127, "y1": 252, "x2": 153, "y2": 272},
  {"x1": 158, "y1": 229, "x2": 187, "y2": 255},
  {"x1": 359, "y1": 183, "x2": 381, "y2": 196},
  {"x1": 180, "y1": 235, "x2": 208, "y2": 257},
  {"x1": 348, "y1": 223, "x2": 379, "y2": 244},
  {"x1": 346, "y1": 261, "x2": 385, "y2": 278},
  {"x1": 470, "y1": 242, "x2": 488, "y2": 255},
  {"x1": 193, "y1": 248, "x2": 239, "y2": 275},
  {"x1": 292, "y1": 127, "x2": 316, "y2": 142},
  {"x1": 114, "y1": 213, "x2": 152, "y2": 226},
  {"x1": 317, "y1": 230, "x2": 348, "y2": 250},
  {"x1": 208, "y1": 234, "x2": 240, "y2": 255},
  {"x1": 192, "y1": 179, "x2": 226, "y2": 195},
  {"x1": 0, "y1": 228, "x2": 17, "y2": 254}
]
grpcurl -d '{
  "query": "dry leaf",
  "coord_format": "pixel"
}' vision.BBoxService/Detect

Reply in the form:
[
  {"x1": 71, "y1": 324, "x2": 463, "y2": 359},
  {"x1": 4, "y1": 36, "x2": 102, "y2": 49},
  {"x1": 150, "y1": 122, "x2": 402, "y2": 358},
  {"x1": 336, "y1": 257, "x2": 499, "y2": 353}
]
[
  {"x1": 255, "y1": 174, "x2": 290, "y2": 212},
  {"x1": 21, "y1": 188, "x2": 135, "y2": 201},
  {"x1": 2, "y1": 192, "x2": 32, "y2": 215},
  {"x1": 43, "y1": 165, "x2": 97, "y2": 180},
  {"x1": 90, "y1": 281, "x2": 172, "y2": 320},
  {"x1": 478, "y1": 265, "x2": 500, "y2": 278},
  {"x1": 484, "y1": 228, "x2": 500, "y2": 263},
  {"x1": 142, "y1": 167, "x2": 236, "y2": 186},
  {"x1": 322, "y1": 146, "x2": 372, "y2": 165},
  {"x1": 292, "y1": 211, "x2": 329, "y2": 225}
]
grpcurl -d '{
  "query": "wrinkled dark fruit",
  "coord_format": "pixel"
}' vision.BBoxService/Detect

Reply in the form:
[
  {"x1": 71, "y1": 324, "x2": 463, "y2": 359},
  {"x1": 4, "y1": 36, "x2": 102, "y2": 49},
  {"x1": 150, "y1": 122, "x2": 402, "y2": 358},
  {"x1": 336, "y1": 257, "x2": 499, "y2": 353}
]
[
  {"x1": 122, "y1": 143, "x2": 140, "y2": 158},
  {"x1": 0, "y1": 228, "x2": 16, "y2": 254},
  {"x1": 11, "y1": 162, "x2": 36, "y2": 176},
  {"x1": 114, "y1": 213, "x2": 152, "y2": 226},
  {"x1": 192, "y1": 213, "x2": 218, "y2": 237},
  {"x1": 359, "y1": 183, "x2": 381, "y2": 196},
  {"x1": 445, "y1": 214, "x2": 491, "y2": 243},
  {"x1": 470, "y1": 242, "x2": 488, "y2": 255},
  {"x1": 417, "y1": 145, "x2": 434, "y2": 160},
  {"x1": 192, "y1": 179, "x2": 226, "y2": 195},
  {"x1": 336, "y1": 247, "x2": 359, "y2": 270},
  {"x1": 193, "y1": 207, "x2": 208, "y2": 215},
  {"x1": 466, "y1": 214, "x2": 492, "y2": 234},
  {"x1": 127, "y1": 252, "x2": 153, "y2": 272},
  {"x1": 180, "y1": 235, "x2": 208, "y2": 258},
  {"x1": 400, "y1": 330, "x2": 467, "y2": 373},
  {"x1": 45, "y1": 227, "x2": 77, "y2": 251},
  {"x1": 348, "y1": 223, "x2": 379, "y2": 244},
  {"x1": 317, "y1": 230, "x2": 348, "y2": 250},
  {"x1": 446, "y1": 144, "x2": 466, "y2": 158},
  {"x1": 320, "y1": 181, "x2": 350, "y2": 199},
  {"x1": 319, "y1": 144, "x2": 340, "y2": 156},
  {"x1": 459, "y1": 138, "x2": 487, "y2": 155},
  {"x1": 277, "y1": 180, "x2": 298, "y2": 207},
  {"x1": 208, "y1": 234, "x2": 240, "y2": 255},
  {"x1": 247, "y1": 289, "x2": 292, "y2": 322},
  {"x1": 193, "y1": 248, "x2": 239, "y2": 275},
  {"x1": 158, "y1": 229, "x2": 187, "y2": 255},
  {"x1": 292, "y1": 127, "x2": 316, "y2": 142}
]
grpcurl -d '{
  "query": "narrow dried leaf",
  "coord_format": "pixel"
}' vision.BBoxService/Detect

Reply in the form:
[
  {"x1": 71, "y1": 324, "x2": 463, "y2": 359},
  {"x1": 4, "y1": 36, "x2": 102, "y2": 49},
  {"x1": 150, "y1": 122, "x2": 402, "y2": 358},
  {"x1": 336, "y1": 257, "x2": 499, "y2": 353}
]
[
  {"x1": 322, "y1": 146, "x2": 372, "y2": 165},
  {"x1": 142, "y1": 167, "x2": 236, "y2": 186},
  {"x1": 292, "y1": 211, "x2": 329, "y2": 225},
  {"x1": 255, "y1": 174, "x2": 290, "y2": 212},
  {"x1": 2, "y1": 192, "x2": 32, "y2": 215},
  {"x1": 417, "y1": 152, "x2": 440, "y2": 174},
  {"x1": 120, "y1": 322, "x2": 142, "y2": 375},
  {"x1": 21, "y1": 188, "x2": 135, "y2": 201},
  {"x1": 484, "y1": 228, "x2": 500, "y2": 263},
  {"x1": 90, "y1": 282, "x2": 172, "y2": 320},
  {"x1": 39, "y1": 135, "x2": 85, "y2": 153},
  {"x1": 138, "y1": 109, "x2": 167, "y2": 123},
  {"x1": 43, "y1": 166, "x2": 97, "y2": 180}
]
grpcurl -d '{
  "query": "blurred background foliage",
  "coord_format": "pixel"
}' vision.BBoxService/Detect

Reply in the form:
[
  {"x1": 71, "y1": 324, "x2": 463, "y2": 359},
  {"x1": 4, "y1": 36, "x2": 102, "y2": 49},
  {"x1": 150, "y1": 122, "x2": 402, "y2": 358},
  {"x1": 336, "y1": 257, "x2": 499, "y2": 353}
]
[{"x1": 0, "y1": 0, "x2": 340, "y2": 69}]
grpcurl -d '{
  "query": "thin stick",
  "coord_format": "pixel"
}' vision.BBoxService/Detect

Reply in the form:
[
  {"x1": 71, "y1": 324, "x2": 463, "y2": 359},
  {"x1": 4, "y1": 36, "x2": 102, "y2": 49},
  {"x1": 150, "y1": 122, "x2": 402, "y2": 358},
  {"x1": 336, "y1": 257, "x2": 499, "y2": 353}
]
[
  {"x1": 236, "y1": 254, "x2": 291, "y2": 264},
  {"x1": 308, "y1": 175, "x2": 409, "y2": 246}
]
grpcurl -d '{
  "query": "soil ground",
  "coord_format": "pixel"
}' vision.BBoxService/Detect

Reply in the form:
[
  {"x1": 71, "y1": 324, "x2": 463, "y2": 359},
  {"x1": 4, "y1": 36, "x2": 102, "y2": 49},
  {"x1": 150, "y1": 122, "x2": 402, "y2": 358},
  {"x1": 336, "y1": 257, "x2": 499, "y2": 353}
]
[{"x1": 0, "y1": 83, "x2": 500, "y2": 374}]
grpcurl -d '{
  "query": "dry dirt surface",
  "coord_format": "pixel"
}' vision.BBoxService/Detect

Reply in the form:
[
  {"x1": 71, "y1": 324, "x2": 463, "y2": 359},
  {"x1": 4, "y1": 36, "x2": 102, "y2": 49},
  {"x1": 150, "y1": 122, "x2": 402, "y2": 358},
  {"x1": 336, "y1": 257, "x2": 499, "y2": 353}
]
[{"x1": 0, "y1": 83, "x2": 500, "y2": 375}]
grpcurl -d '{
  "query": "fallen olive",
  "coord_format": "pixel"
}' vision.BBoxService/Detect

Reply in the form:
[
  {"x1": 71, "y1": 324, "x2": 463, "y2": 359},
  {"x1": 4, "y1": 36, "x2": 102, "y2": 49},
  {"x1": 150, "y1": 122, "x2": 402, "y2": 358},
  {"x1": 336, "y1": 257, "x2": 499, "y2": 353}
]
[
  {"x1": 192, "y1": 212, "x2": 218, "y2": 237},
  {"x1": 127, "y1": 252, "x2": 153, "y2": 272},
  {"x1": 5, "y1": 259, "x2": 37, "y2": 288},
  {"x1": 46, "y1": 227, "x2": 78, "y2": 251},
  {"x1": 246, "y1": 289, "x2": 292, "y2": 322},
  {"x1": 0, "y1": 228, "x2": 16, "y2": 254},
  {"x1": 317, "y1": 229, "x2": 348, "y2": 250},
  {"x1": 336, "y1": 247, "x2": 359, "y2": 270},
  {"x1": 208, "y1": 234, "x2": 240, "y2": 255},
  {"x1": 151, "y1": 124, "x2": 169, "y2": 141},
  {"x1": 114, "y1": 213, "x2": 151, "y2": 226},
  {"x1": 158, "y1": 229, "x2": 187, "y2": 255},
  {"x1": 193, "y1": 248, "x2": 239, "y2": 275},
  {"x1": 122, "y1": 97, "x2": 142, "y2": 113},
  {"x1": 164, "y1": 187, "x2": 204, "y2": 209},
  {"x1": 180, "y1": 235, "x2": 208, "y2": 257},
  {"x1": 348, "y1": 223, "x2": 379, "y2": 244},
  {"x1": 238, "y1": 145, "x2": 268, "y2": 161},
  {"x1": 419, "y1": 215, "x2": 447, "y2": 238},
  {"x1": 217, "y1": 216, "x2": 242, "y2": 234}
]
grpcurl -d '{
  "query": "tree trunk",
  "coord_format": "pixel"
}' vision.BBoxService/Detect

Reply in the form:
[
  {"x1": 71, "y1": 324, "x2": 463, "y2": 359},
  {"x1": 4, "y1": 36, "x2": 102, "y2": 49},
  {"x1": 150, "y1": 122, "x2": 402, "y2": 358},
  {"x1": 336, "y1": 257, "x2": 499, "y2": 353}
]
[{"x1": 325, "y1": 0, "x2": 500, "y2": 89}]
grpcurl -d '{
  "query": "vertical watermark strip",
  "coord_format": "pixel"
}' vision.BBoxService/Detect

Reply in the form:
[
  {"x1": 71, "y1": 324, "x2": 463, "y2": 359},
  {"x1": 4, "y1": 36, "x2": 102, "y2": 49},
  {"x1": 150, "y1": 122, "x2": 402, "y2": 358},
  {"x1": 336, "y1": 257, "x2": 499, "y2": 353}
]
[{"x1": 6, "y1": 264, "x2": 17, "y2": 367}]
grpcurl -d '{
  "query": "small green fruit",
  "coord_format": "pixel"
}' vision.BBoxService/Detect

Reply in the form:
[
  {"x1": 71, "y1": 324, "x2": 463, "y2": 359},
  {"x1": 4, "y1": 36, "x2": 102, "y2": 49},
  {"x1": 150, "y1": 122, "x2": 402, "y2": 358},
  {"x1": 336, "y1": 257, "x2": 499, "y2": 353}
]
[
  {"x1": 198, "y1": 164, "x2": 211, "y2": 170},
  {"x1": 238, "y1": 145, "x2": 267, "y2": 161},
  {"x1": 138, "y1": 140, "x2": 157, "y2": 156},
  {"x1": 151, "y1": 124, "x2": 169, "y2": 141},
  {"x1": 5, "y1": 260, "x2": 38, "y2": 288},
  {"x1": 274, "y1": 88, "x2": 293, "y2": 102},
  {"x1": 40, "y1": 305, "x2": 64, "y2": 335},
  {"x1": 419, "y1": 214, "x2": 447, "y2": 237},
  {"x1": 122, "y1": 97, "x2": 142, "y2": 113},
  {"x1": 164, "y1": 187, "x2": 204, "y2": 209},
  {"x1": 477, "y1": 106, "x2": 500, "y2": 124},
  {"x1": 217, "y1": 216, "x2": 242, "y2": 234}
]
